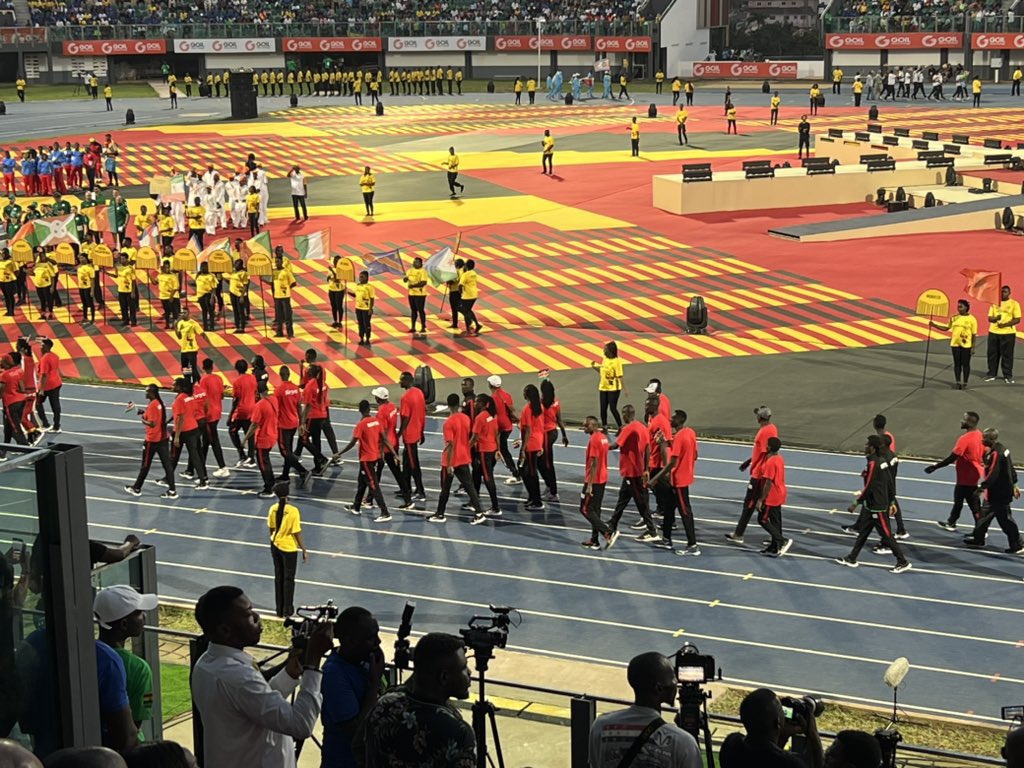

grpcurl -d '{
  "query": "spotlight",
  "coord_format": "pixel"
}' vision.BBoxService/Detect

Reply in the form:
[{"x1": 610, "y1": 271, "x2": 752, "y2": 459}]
[{"x1": 686, "y1": 296, "x2": 708, "y2": 334}]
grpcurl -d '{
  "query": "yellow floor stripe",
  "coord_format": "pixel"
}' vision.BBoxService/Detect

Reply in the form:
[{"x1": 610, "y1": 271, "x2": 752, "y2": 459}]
[
  {"x1": 808, "y1": 324, "x2": 867, "y2": 348},
  {"x1": 746, "y1": 329, "x2": 809, "y2": 353},
  {"x1": 547, "y1": 242, "x2": 583, "y2": 256}
]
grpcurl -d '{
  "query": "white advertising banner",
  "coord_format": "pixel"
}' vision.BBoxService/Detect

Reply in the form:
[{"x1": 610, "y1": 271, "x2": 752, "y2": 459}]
[
  {"x1": 387, "y1": 36, "x2": 486, "y2": 52},
  {"x1": 174, "y1": 38, "x2": 277, "y2": 54}
]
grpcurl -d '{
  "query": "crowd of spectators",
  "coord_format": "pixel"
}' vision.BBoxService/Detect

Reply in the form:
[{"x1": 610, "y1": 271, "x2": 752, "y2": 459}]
[
  {"x1": 25, "y1": 0, "x2": 650, "y2": 30},
  {"x1": 825, "y1": 0, "x2": 1014, "y2": 32}
]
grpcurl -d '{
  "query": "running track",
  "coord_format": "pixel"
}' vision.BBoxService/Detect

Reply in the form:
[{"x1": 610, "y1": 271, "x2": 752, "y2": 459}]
[{"x1": 3, "y1": 382, "x2": 1022, "y2": 725}]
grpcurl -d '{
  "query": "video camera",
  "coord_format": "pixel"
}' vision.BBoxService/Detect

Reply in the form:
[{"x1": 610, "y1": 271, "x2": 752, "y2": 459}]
[
  {"x1": 283, "y1": 600, "x2": 338, "y2": 651},
  {"x1": 674, "y1": 642, "x2": 716, "y2": 686},
  {"x1": 780, "y1": 694, "x2": 825, "y2": 722},
  {"x1": 460, "y1": 605, "x2": 518, "y2": 671},
  {"x1": 394, "y1": 601, "x2": 416, "y2": 672}
]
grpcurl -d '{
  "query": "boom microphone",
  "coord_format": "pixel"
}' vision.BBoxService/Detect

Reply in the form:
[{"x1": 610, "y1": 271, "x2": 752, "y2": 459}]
[{"x1": 883, "y1": 657, "x2": 910, "y2": 689}]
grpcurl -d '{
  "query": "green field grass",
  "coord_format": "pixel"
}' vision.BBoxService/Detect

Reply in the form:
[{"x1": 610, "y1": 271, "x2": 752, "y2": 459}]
[
  {"x1": 0, "y1": 83, "x2": 158, "y2": 101},
  {"x1": 159, "y1": 661, "x2": 193, "y2": 721}
]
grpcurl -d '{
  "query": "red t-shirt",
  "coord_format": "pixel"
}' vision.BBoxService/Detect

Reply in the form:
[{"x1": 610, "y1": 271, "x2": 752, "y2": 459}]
[
  {"x1": 353, "y1": 414, "x2": 383, "y2": 462},
  {"x1": 493, "y1": 388, "x2": 513, "y2": 431},
  {"x1": 302, "y1": 380, "x2": 329, "y2": 420},
  {"x1": 670, "y1": 427, "x2": 697, "y2": 487},
  {"x1": 617, "y1": 420, "x2": 650, "y2": 478},
  {"x1": 884, "y1": 430, "x2": 896, "y2": 453},
  {"x1": 190, "y1": 387, "x2": 208, "y2": 422},
  {"x1": 38, "y1": 351, "x2": 62, "y2": 391},
  {"x1": 20, "y1": 357, "x2": 36, "y2": 391},
  {"x1": 472, "y1": 411, "x2": 498, "y2": 453},
  {"x1": 274, "y1": 381, "x2": 301, "y2": 430},
  {"x1": 658, "y1": 393, "x2": 671, "y2": 422},
  {"x1": 519, "y1": 405, "x2": 545, "y2": 452},
  {"x1": 761, "y1": 453, "x2": 787, "y2": 506},
  {"x1": 647, "y1": 414, "x2": 673, "y2": 470},
  {"x1": 443, "y1": 412, "x2": 472, "y2": 467},
  {"x1": 751, "y1": 423, "x2": 779, "y2": 479},
  {"x1": 953, "y1": 430, "x2": 984, "y2": 485},
  {"x1": 542, "y1": 399, "x2": 559, "y2": 432},
  {"x1": 585, "y1": 431, "x2": 610, "y2": 484},
  {"x1": 399, "y1": 386, "x2": 426, "y2": 444},
  {"x1": 0, "y1": 367, "x2": 26, "y2": 405},
  {"x1": 143, "y1": 398, "x2": 166, "y2": 442},
  {"x1": 232, "y1": 373, "x2": 257, "y2": 420},
  {"x1": 251, "y1": 397, "x2": 279, "y2": 450},
  {"x1": 198, "y1": 374, "x2": 225, "y2": 422},
  {"x1": 173, "y1": 392, "x2": 198, "y2": 433},
  {"x1": 377, "y1": 402, "x2": 399, "y2": 449}
]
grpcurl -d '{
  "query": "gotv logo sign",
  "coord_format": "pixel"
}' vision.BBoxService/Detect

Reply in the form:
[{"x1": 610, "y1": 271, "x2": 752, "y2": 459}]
[
  {"x1": 175, "y1": 38, "x2": 275, "y2": 53},
  {"x1": 495, "y1": 37, "x2": 522, "y2": 50},
  {"x1": 388, "y1": 36, "x2": 485, "y2": 51},
  {"x1": 595, "y1": 37, "x2": 651, "y2": 52},
  {"x1": 827, "y1": 32, "x2": 961, "y2": 48}
]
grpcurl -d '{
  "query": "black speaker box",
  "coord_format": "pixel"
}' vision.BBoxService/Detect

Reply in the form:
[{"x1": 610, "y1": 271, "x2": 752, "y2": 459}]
[{"x1": 229, "y1": 71, "x2": 258, "y2": 120}]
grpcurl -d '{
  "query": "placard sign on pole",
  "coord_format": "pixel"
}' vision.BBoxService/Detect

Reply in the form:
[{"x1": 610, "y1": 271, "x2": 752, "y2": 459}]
[{"x1": 915, "y1": 289, "x2": 949, "y2": 388}]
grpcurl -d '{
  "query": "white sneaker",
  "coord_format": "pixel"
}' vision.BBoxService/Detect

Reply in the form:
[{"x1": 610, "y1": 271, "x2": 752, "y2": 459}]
[
  {"x1": 212, "y1": 467, "x2": 230, "y2": 478},
  {"x1": 504, "y1": 476, "x2": 522, "y2": 485}
]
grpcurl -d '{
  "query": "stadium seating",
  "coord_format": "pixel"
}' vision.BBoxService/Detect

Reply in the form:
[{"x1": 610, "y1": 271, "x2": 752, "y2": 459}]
[{"x1": 824, "y1": 0, "x2": 1013, "y2": 33}]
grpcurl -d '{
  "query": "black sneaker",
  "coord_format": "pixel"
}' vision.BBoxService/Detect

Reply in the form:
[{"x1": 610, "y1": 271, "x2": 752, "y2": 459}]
[
  {"x1": 426, "y1": 514, "x2": 446, "y2": 523},
  {"x1": 195, "y1": 480, "x2": 210, "y2": 489},
  {"x1": 1007, "y1": 545, "x2": 1024, "y2": 554},
  {"x1": 891, "y1": 562, "x2": 913, "y2": 574},
  {"x1": 760, "y1": 546, "x2": 779, "y2": 555},
  {"x1": 604, "y1": 530, "x2": 620, "y2": 549},
  {"x1": 779, "y1": 539, "x2": 794, "y2": 556},
  {"x1": 124, "y1": 485, "x2": 141, "y2": 497},
  {"x1": 840, "y1": 525, "x2": 859, "y2": 535},
  {"x1": 398, "y1": 501, "x2": 417, "y2": 511},
  {"x1": 581, "y1": 539, "x2": 601, "y2": 550},
  {"x1": 963, "y1": 537, "x2": 985, "y2": 547},
  {"x1": 373, "y1": 513, "x2": 392, "y2": 523},
  {"x1": 258, "y1": 490, "x2": 274, "y2": 498},
  {"x1": 629, "y1": 519, "x2": 648, "y2": 530},
  {"x1": 872, "y1": 545, "x2": 893, "y2": 555},
  {"x1": 835, "y1": 557, "x2": 859, "y2": 568},
  {"x1": 160, "y1": 490, "x2": 179, "y2": 499},
  {"x1": 724, "y1": 533, "x2": 744, "y2": 544},
  {"x1": 937, "y1": 520, "x2": 957, "y2": 532}
]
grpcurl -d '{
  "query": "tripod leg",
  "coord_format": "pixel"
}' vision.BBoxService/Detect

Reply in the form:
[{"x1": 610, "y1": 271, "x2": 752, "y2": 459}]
[{"x1": 487, "y1": 705, "x2": 506, "y2": 768}]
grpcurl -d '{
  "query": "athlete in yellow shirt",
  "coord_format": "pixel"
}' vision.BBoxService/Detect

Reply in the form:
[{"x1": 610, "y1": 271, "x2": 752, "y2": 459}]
[
  {"x1": 676, "y1": 107, "x2": 688, "y2": 145},
  {"x1": 443, "y1": 146, "x2": 465, "y2": 197},
  {"x1": 359, "y1": 167, "x2": 376, "y2": 217},
  {"x1": 349, "y1": 270, "x2": 375, "y2": 344},
  {"x1": 272, "y1": 253, "x2": 296, "y2": 337},
  {"x1": 930, "y1": 299, "x2": 977, "y2": 389},
  {"x1": 541, "y1": 129, "x2": 554, "y2": 175},
  {"x1": 403, "y1": 256, "x2": 428, "y2": 334},
  {"x1": 76, "y1": 254, "x2": 96, "y2": 323},
  {"x1": 195, "y1": 262, "x2": 219, "y2": 331},
  {"x1": 770, "y1": 92, "x2": 781, "y2": 125},
  {"x1": 32, "y1": 256, "x2": 57, "y2": 319},
  {"x1": 629, "y1": 117, "x2": 640, "y2": 156},
  {"x1": 187, "y1": 197, "x2": 206, "y2": 248},
  {"x1": 157, "y1": 262, "x2": 179, "y2": 328},
  {"x1": 457, "y1": 259, "x2": 481, "y2": 335},
  {"x1": 986, "y1": 285, "x2": 1022, "y2": 382},
  {"x1": 113, "y1": 254, "x2": 137, "y2": 326}
]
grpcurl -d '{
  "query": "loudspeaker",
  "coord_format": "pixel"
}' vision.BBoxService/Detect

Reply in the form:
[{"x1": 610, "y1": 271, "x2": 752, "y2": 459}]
[
  {"x1": 564, "y1": 93, "x2": 573, "y2": 105},
  {"x1": 924, "y1": 192, "x2": 936, "y2": 207},
  {"x1": 761, "y1": 80, "x2": 770, "y2": 93},
  {"x1": 647, "y1": 102, "x2": 657, "y2": 117},
  {"x1": 124, "y1": 108, "x2": 135, "y2": 125},
  {"x1": 229, "y1": 71, "x2": 258, "y2": 120},
  {"x1": 289, "y1": 93, "x2": 298, "y2": 107},
  {"x1": 375, "y1": 100, "x2": 384, "y2": 115},
  {"x1": 868, "y1": 105, "x2": 879, "y2": 121}
]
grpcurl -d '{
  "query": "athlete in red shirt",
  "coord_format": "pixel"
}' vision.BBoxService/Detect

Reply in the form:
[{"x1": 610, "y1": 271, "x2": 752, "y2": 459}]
[
  {"x1": 727, "y1": 406, "x2": 778, "y2": 543},
  {"x1": 298, "y1": 349, "x2": 342, "y2": 463},
  {"x1": 373, "y1": 386, "x2": 412, "y2": 509},
  {"x1": 539, "y1": 379, "x2": 569, "y2": 503},
  {"x1": 757, "y1": 437, "x2": 792, "y2": 556},
  {"x1": 124, "y1": 383, "x2": 177, "y2": 499},
  {"x1": 338, "y1": 399, "x2": 395, "y2": 522},
  {"x1": 429, "y1": 393, "x2": 484, "y2": 523},
  {"x1": 299, "y1": 364, "x2": 331, "y2": 474},
  {"x1": 650, "y1": 409, "x2": 700, "y2": 554},
  {"x1": 928, "y1": 411, "x2": 985, "y2": 530},
  {"x1": 516, "y1": 385, "x2": 547, "y2": 510},
  {"x1": 274, "y1": 366, "x2": 311, "y2": 486},
  {"x1": 35, "y1": 338, "x2": 63, "y2": 433},
  {"x1": 470, "y1": 393, "x2": 501, "y2": 515},
  {"x1": 607, "y1": 404, "x2": 657, "y2": 540},
  {"x1": 228, "y1": 359, "x2": 258, "y2": 467},
  {"x1": 15, "y1": 339, "x2": 42, "y2": 441},
  {"x1": 170, "y1": 378, "x2": 209, "y2": 488},
  {"x1": 644, "y1": 379, "x2": 672, "y2": 422},
  {"x1": 580, "y1": 416, "x2": 618, "y2": 549},
  {"x1": 487, "y1": 375, "x2": 521, "y2": 484},
  {"x1": 397, "y1": 371, "x2": 427, "y2": 500},
  {"x1": 644, "y1": 396, "x2": 673, "y2": 523},
  {"x1": 245, "y1": 381, "x2": 279, "y2": 496},
  {"x1": 0, "y1": 354, "x2": 31, "y2": 453}
]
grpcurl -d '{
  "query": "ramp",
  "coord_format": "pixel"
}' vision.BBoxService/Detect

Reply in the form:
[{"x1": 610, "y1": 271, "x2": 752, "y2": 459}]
[{"x1": 769, "y1": 194, "x2": 1024, "y2": 243}]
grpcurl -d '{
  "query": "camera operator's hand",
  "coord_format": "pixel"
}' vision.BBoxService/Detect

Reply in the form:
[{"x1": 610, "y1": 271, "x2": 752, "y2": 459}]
[
  {"x1": 780, "y1": 710, "x2": 823, "y2": 768},
  {"x1": 303, "y1": 623, "x2": 334, "y2": 670}
]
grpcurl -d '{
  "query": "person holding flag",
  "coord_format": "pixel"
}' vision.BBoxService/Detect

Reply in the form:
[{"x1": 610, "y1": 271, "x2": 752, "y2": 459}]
[
  {"x1": 349, "y1": 270, "x2": 375, "y2": 345},
  {"x1": 457, "y1": 259, "x2": 481, "y2": 335}
]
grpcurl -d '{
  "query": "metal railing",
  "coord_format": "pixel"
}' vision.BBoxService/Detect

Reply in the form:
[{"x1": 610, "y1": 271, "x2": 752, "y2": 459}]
[
  {"x1": 147, "y1": 623, "x2": 1003, "y2": 768},
  {"x1": 823, "y1": 13, "x2": 967, "y2": 32},
  {"x1": 41, "y1": 19, "x2": 657, "y2": 40}
]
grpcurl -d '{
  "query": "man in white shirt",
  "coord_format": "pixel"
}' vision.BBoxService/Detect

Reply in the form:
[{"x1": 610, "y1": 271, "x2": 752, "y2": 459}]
[
  {"x1": 589, "y1": 652, "x2": 702, "y2": 768},
  {"x1": 191, "y1": 585, "x2": 333, "y2": 768},
  {"x1": 288, "y1": 165, "x2": 308, "y2": 222}
]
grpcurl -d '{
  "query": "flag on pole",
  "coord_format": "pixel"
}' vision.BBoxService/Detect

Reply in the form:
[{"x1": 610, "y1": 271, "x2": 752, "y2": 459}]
[
  {"x1": 960, "y1": 268, "x2": 1002, "y2": 305},
  {"x1": 185, "y1": 233, "x2": 203, "y2": 256},
  {"x1": 198, "y1": 237, "x2": 231, "y2": 262},
  {"x1": 138, "y1": 222, "x2": 160, "y2": 249},
  {"x1": 11, "y1": 220, "x2": 40, "y2": 248},
  {"x1": 424, "y1": 245, "x2": 458, "y2": 287},
  {"x1": 240, "y1": 230, "x2": 272, "y2": 260},
  {"x1": 33, "y1": 215, "x2": 80, "y2": 247},
  {"x1": 295, "y1": 229, "x2": 332, "y2": 260},
  {"x1": 365, "y1": 248, "x2": 405, "y2": 276},
  {"x1": 89, "y1": 204, "x2": 112, "y2": 233}
]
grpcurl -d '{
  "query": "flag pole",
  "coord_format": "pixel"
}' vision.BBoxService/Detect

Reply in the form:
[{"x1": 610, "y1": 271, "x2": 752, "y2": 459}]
[
  {"x1": 147, "y1": 270, "x2": 155, "y2": 330},
  {"x1": 920, "y1": 313, "x2": 933, "y2": 389},
  {"x1": 342, "y1": 280, "x2": 348, "y2": 352},
  {"x1": 259, "y1": 277, "x2": 269, "y2": 336}
]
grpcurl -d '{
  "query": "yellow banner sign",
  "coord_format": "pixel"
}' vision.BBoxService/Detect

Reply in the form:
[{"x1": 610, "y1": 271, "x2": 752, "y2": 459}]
[
  {"x1": 53, "y1": 243, "x2": 77, "y2": 265},
  {"x1": 10, "y1": 240, "x2": 33, "y2": 262},
  {"x1": 208, "y1": 250, "x2": 233, "y2": 274},
  {"x1": 247, "y1": 253, "x2": 272, "y2": 276},
  {"x1": 915, "y1": 289, "x2": 949, "y2": 317},
  {"x1": 90, "y1": 244, "x2": 114, "y2": 267},
  {"x1": 172, "y1": 248, "x2": 197, "y2": 273},
  {"x1": 334, "y1": 256, "x2": 356, "y2": 283},
  {"x1": 135, "y1": 246, "x2": 159, "y2": 270}
]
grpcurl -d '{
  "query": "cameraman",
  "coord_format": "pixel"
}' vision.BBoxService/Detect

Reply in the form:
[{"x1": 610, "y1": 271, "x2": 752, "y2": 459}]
[
  {"x1": 823, "y1": 731, "x2": 881, "y2": 768},
  {"x1": 1005, "y1": 726, "x2": 1024, "y2": 768},
  {"x1": 589, "y1": 652, "x2": 702, "y2": 768},
  {"x1": 720, "y1": 689, "x2": 823, "y2": 768},
  {"x1": 320, "y1": 607, "x2": 385, "y2": 768},
  {"x1": 191, "y1": 586, "x2": 333, "y2": 768}
]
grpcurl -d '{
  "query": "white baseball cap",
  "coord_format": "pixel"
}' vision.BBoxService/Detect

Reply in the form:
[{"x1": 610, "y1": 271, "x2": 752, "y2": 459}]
[
  {"x1": 371, "y1": 386, "x2": 389, "y2": 400},
  {"x1": 93, "y1": 585, "x2": 158, "y2": 629},
  {"x1": 486, "y1": 375, "x2": 502, "y2": 387},
  {"x1": 644, "y1": 383, "x2": 659, "y2": 394}
]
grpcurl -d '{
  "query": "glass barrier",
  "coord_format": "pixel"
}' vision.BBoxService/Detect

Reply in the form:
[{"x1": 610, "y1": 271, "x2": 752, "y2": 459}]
[{"x1": 823, "y1": 14, "x2": 967, "y2": 32}]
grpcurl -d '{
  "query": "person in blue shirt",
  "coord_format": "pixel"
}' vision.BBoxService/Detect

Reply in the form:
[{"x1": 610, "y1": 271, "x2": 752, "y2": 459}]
[
  {"x1": 104, "y1": 152, "x2": 118, "y2": 188},
  {"x1": 320, "y1": 606, "x2": 385, "y2": 768},
  {"x1": 20, "y1": 153, "x2": 36, "y2": 196},
  {"x1": 37, "y1": 153, "x2": 53, "y2": 195},
  {"x1": 1, "y1": 151, "x2": 15, "y2": 196},
  {"x1": 69, "y1": 144, "x2": 84, "y2": 190}
]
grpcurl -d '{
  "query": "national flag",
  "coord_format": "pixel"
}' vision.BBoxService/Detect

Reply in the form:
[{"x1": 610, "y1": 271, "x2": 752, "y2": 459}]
[
  {"x1": 295, "y1": 229, "x2": 331, "y2": 260},
  {"x1": 11, "y1": 220, "x2": 39, "y2": 248},
  {"x1": 960, "y1": 268, "x2": 1001, "y2": 305},
  {"x1": 32, "y1": 215, "x2": 80, "y2": 247},
  {"x1": 89, "y1": 204, "x2": 112, "y2": 233},
  {"x1": 185, "y1": 233, "x2": 202, "y2": 255},
  {"x1": 138, "y1": 222, "x2": 160, "y2": 249},
  {"x1": 365, "y1": 249, "x2": 405, "y2": 277},
  {"x1": 199, "y1": 237, "x2": 231, "y2": 262},
  {"x1": 424, "y1": 245, "x2": 457, "y2": 287},
  {"x1": 240, "y1": 231, "x2": 272, "y2": 260}
]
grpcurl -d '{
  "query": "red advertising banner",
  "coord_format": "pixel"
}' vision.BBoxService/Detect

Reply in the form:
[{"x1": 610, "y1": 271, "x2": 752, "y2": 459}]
[
  {"x1": 825, "y1": 32, "x2": 963, "y2": 49},
  {"x1": 692, "y1": 61, "x2": 799, "y2": 79},
  {"x1": 62, "y1": 39, "x2": 167, "y2": 56},
  {"x1": 971, "y1": 32, "x2": 1024, "y2": 49},
  {"x1": 282, "y1": 36, "x2": 382, "y2": 53},
  {"x1": 493, "y1": 35, "x2": 592, "y2": 51},
  {"x1": 594, "y1": 36, "x2": 652, "y2": 53}
]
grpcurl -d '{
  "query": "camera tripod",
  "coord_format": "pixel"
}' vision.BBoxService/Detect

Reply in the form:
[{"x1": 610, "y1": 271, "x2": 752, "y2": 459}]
[
  {"x1": 677, "y1": 684, "x2": 716, "y2": 768},
  {"x1": 469, "y1": 645, "x2": 505, "y2": 768}
]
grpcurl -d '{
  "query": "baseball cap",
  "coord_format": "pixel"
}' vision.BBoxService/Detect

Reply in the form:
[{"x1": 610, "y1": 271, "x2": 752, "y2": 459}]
[
  {"x1": 754, "y1": 405, "x2": 772, "y2": 419},
  {"x1": 371, "y1": 386, "x2": 389, "y2": 400},
  {"x1": 93, "y1": 585, "x2": 158, "y2": 629},
  {"x1": 486, "y1": 375, "x2": 502, "y2": 387},
  {"x1": 644, "y1": 383, "x2": 659, "y2": 394}
]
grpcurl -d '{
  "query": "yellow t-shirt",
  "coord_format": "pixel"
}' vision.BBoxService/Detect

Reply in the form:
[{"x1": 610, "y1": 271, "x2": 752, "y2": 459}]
[
  {"x1": 196, "y1": 273, "x2": 218, "y2": 297},
  {"x1": 973, "y1": 79, "x2": 982, "y2": 94},
  {"x1": 527, "y1": 79, "x2": 536, "y2": 92},
  {"x1": 76, "y1": 263, "x2": 95, "y2": 290},
  {"x1": 15, "y1": 79, "x2": 25, "y2": 91},
  {"x1": 405, "y1": 267, "x2": 427, "y2": 297},
  {"x1": 810, "y1": 87, "x2": 820, "y2": 99},
  {"x1": 672, "y1": 80, "x2": 681, "y2": 92},
  {"x1": 158, "y1": 215, "x2": 176, "y2": 237},
  {"x1": 676, "y1": 110, "x2": 688, "y2": 125},
  {"x1": 103, "y1": 86, "x2": 112, "y2": 98},
  {"x1": 268, "y1": 503, "x2": 302, "y2": 552},
  {"x1": 514, "y1": 80, "x2": 523, "y2": 93},
  {"x1": 176, "y1": 318, "x2": 203, "y2": 352},
  {"x1": 229, "y1": 269, "x2": 249, "y2": 297},
  {"x1": 630, "y1": 123, "x2": 640, "y2": 139},
  {"x1": 948, "y1": 313, "x2": 977, "y2": 348},
  {"x1": 121, "y1": 246, "x2": 137, "y2": 264},
  {"x1": 359, "y1": 173, "x2": 375, "y2": 194},
  {"x1": 853, "y1": 81, "x2": 863, "y2": 94},
  {"x1": 134, "y1": 213, "x2": 154, "y2": 233},
  {"x1": 598, "y1": 356, "x2": 624, "y2": 392},
  {"x1": 726, "y1": 107, "x2": 737, "y2": 120},
  {"x1": 327, "y1": 272, "x2": 344, "y2": 292},
  {"x1": 0, "y1": 258, "x2": 15, "y2": 283},
  {"x1": 187, "y1": 205, "x2": 205, "y2": 230},
  {"x1": 273, "y1": 269, "x2": 294, "y2": 299},
  {"x1": 989, "y1": 299, "x2": 1021, "y2": 334},
  {"x1": 458, "y1": 270, "x2": 478, "y2": 300},
  {"x1": 445, "y1": 154, "x2": 460, "y2": 172},
  {"x1": 770, "y1": 96, "x2": 781, "y2": 109},
  {"x1": 246, "y1": 193, "x2": 261, "y2": 214},
  {"x1": 542, "y1": 136, "x2": 554, "y2": 154},
  {"x1": 354, "y1": 283, "x2": 375, "y2": 311},
  {"x1": 157, "y1": 273, "x2": 179, "y2": 300},
  {"x1": 685, "y1": 82, "x2": 694, "y2": 93},
  {"x1": 115, "y1": 265, "x2": 135, "y2": 293},
  {"x1": 33, "y1": 262, "x2": 56, "y2": 288}
]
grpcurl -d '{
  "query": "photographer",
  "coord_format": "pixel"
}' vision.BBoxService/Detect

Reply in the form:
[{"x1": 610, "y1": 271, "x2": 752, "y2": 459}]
[
  {"x1": 823, "y1": 731, "x2": 881, "y2": 768},
  {"x1": 1005, "y1": 726, "x2": 1024, "y2": 768},
  {"x1": 588, "y1": 652, "x2": 701, "y2": 768},
  {"x1": 720, "y1": 689, "x2": 823, "y2": 768},
  {"x1": 320, "y1": 607, "x2": 385, "y2": 768},
  {"x1": 191, "y1": 586, "x2": 332, "y2": 768},
  {"x1": 364, "y1": 632, "x2": 474, "y2": 767}
]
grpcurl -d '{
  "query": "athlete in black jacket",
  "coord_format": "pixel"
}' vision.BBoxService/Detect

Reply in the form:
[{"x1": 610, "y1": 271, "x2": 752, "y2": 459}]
[{"x1": 964, "y1": 428, "x2": 1024, "y2": 553}]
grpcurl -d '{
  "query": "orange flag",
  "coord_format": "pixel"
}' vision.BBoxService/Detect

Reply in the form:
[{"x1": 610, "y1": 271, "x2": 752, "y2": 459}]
[{"x1": 960, "y1": 269, "x2": 1001, "y2": 305}]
